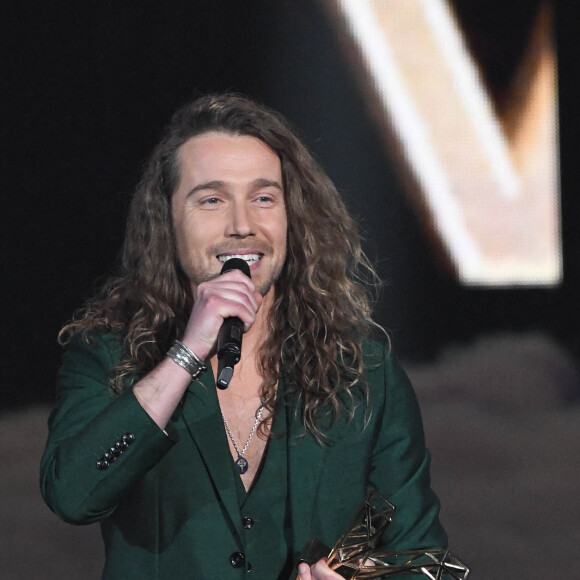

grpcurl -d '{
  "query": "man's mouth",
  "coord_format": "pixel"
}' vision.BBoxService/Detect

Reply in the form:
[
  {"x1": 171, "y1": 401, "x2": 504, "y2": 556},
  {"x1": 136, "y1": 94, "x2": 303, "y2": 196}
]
[{"x1": 217, "y1": 253, "x2": 262, "y2": 266}]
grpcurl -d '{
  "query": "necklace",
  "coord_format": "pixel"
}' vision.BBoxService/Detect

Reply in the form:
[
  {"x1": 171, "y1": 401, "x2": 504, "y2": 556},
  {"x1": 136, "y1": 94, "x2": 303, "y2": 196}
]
[{"x1": 221, "y1": 405, "x2": 265, "y2": 474}]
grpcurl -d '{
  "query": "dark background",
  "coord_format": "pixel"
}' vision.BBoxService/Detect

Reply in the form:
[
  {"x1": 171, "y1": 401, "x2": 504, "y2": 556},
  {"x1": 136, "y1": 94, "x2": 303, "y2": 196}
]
[{"x1": 2, "y1": 0, "x2": 578, "y2": 409}]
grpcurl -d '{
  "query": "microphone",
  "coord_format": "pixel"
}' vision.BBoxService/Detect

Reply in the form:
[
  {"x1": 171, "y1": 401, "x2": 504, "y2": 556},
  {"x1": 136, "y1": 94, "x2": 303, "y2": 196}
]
[{"x1": 216, "y1": 257, "x2": 251, "y2": 389}]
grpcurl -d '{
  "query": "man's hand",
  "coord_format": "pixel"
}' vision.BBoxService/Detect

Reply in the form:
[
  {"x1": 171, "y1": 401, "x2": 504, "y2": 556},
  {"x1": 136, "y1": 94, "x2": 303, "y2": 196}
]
[
  {"x1": 182, "y1": 268, "x2": 262, "y2": 360},
  {"x1": 297, "y1": 559, "x2": 344, "y2": 580},
  {"x1": 134, "y1": 268, "x2": 262, "y2": 429}
]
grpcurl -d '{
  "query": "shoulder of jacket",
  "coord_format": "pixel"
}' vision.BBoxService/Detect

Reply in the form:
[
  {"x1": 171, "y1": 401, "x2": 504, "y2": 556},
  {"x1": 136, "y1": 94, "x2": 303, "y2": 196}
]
[{"x1": 66, "y1": 331, "x2": 124, "y2": 367}]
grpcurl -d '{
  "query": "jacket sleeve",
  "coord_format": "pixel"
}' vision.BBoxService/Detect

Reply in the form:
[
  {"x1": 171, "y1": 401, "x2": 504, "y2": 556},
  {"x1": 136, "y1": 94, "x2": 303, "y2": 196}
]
[
  {"x1": 367, "y1": 345, "x2": 448, "y2": 551},
  {"x1": 40, "y1": 333, "x2": 179, "y2": 525}
]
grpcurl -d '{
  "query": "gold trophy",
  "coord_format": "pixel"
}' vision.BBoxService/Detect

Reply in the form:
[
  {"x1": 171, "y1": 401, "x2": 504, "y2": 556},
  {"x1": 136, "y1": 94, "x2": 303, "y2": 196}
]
[{"x1": 300, "y1": 490, "x2": 470, "y2": 579}]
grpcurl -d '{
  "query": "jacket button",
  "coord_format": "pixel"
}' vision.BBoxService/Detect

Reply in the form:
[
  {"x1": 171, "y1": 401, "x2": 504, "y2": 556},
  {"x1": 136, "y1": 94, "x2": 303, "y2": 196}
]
[
  {"x1": 242, "y1": 516, "x2": 254, "y2": 529},
  {"x1": 96, "y1": 459, "x2": 109, "y2": 470},
  {"x1": 229, "y1": 551, "x2": 245, "y2": 568},
  {"x1": 122, "y1": 432, "x2": 136, "y2": 444},
  {"x1": 116, "y1": 439, "x2": 129, "y2": 451}
]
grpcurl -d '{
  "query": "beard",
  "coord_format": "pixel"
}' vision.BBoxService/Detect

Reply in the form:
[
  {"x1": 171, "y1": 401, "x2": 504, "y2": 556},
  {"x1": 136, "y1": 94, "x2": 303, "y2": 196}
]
[
  {"x1": 253, "y1": 260, "x2": 284, "y2": 297},
  {"x1": 186, "y1": 242, "x2": 286, "y2": 297}
]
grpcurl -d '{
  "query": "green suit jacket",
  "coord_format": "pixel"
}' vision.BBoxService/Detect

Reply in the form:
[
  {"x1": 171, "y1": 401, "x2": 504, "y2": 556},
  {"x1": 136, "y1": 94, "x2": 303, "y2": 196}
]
[{"x1": 40, "y1": 334, "x2": 447, "y2": 578}]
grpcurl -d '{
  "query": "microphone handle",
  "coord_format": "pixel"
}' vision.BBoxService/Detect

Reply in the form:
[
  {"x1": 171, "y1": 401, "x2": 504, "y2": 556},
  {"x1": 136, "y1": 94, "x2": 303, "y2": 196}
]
[
  {"x1": 215, "y1": 257, "x2": 251, "y2": 389},
  {"x1": 216, "y1": 317, "x2": 243, "y2": 389}
]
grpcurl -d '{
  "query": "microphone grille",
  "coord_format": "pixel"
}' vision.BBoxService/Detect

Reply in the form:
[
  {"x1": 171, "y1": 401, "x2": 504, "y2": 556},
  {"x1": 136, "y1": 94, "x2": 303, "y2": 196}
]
[{"x1": 220, "y1": 257, "x2": 251, "y2": 278}]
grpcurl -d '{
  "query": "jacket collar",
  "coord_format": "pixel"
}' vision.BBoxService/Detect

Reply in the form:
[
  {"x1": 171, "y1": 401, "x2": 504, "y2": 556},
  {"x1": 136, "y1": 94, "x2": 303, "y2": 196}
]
[{"x1": 180, "y1": 371, "x2": 245, "y2": 544}]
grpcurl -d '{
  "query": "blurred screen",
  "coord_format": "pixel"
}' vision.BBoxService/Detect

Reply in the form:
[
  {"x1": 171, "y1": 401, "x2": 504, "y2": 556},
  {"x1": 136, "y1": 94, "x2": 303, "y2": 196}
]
[{"x1": 325, "y1": 0, "x2": 560, "y2": 286}]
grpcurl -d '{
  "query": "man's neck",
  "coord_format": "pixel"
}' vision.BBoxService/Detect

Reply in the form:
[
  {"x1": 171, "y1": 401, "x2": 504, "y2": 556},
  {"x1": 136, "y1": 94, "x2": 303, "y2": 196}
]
[{"x1": 212, "y1": 290, "x2": 275, "y2": 492}]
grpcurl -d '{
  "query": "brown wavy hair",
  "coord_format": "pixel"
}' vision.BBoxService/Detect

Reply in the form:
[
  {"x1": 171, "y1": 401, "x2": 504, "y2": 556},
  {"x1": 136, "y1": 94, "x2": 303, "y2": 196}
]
[{"x1": 60, "y1": 93, "x2": 384, "y2": 440}]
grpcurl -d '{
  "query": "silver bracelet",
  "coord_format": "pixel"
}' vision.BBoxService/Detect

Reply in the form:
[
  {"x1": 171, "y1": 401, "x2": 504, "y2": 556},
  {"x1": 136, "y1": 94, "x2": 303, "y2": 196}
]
[{"x1": 167, "y1": 340, "x2": 207, "y2": 380}]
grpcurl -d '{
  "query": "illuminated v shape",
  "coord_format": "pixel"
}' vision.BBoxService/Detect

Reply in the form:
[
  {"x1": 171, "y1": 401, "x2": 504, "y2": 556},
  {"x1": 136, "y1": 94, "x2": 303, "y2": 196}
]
[{"x1": 327, "y1": 0, "x2": 561, "y2": 286}]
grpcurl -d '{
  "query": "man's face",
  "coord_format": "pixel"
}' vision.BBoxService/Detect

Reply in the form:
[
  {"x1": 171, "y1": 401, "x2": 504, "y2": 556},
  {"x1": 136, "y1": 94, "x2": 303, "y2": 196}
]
[{"x1": 172, "y1": 131, "x2": 287, "y2": 298}]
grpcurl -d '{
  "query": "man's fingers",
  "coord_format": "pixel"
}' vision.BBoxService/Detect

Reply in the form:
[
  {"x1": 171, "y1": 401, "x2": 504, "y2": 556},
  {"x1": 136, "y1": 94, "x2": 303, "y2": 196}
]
[
  {"x1": 297, "y1": 559, "x2": 343, "y2": 580},
  {"x1": 297, "y1": 562, "x2": 312, "y2": 580}
]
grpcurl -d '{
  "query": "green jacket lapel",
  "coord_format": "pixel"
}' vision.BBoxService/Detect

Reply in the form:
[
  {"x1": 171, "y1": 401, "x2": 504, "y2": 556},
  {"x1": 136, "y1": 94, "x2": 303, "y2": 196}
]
[{"x1": 179, "y1": 371, "x2": 244, "y2": 545}]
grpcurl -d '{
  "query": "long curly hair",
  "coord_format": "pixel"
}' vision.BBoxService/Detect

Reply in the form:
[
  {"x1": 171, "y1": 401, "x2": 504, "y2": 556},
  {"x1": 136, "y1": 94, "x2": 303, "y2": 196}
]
[{"x1": 60, "y1": 93, "x2": 384, "y2": 440}]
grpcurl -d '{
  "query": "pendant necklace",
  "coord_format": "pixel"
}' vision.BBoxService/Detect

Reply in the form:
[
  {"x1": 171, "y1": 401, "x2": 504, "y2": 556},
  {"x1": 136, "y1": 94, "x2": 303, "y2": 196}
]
[{"x1": 221, "y1": 405, "x2": 265, "y2": 474}]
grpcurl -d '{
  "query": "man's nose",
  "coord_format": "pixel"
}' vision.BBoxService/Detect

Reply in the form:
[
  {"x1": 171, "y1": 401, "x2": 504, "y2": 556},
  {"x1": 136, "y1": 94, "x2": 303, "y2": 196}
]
[{"x1": 226, "y1": 201, "x2": 253, "y2": 238}]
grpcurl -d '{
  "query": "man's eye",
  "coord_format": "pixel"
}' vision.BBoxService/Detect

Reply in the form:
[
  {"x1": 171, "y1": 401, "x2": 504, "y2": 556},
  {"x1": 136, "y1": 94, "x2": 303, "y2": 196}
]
[{"x1": 201, "y1": 197, "x2": 220, "y2": 205}]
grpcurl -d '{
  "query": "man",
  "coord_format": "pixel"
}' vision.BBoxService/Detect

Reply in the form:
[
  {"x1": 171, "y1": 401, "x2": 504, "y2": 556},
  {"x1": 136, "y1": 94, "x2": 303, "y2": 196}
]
[{"x1": 41, "y1": 94, "x2": 447, "y2": 579}]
